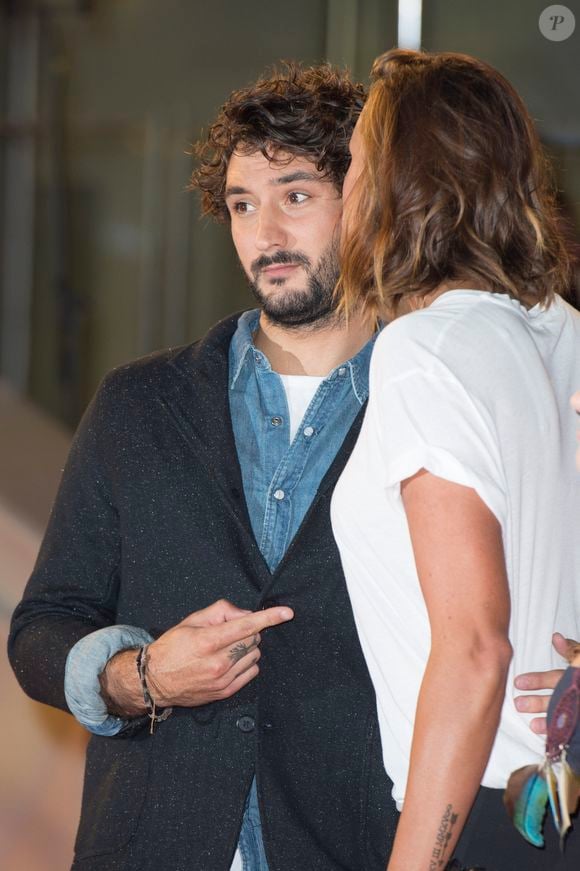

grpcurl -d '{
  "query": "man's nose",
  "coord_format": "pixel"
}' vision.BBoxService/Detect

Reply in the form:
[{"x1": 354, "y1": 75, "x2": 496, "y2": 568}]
[{"x1": 255, "y1": 209, "x2": 288, "y2": 251}]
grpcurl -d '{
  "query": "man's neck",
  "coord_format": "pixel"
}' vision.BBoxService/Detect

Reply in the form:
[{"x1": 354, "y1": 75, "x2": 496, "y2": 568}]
[{"x1": 253, "y1": 312, "x2": 374, "y2": 376}]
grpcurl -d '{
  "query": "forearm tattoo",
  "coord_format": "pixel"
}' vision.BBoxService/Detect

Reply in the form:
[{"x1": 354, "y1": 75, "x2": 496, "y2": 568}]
[
  {"x1": 228, "y1": 635, "x2": 259, "y2": 664},
  {"x1": 429, "y1": 804, "x2": 459, "y2": 870}
]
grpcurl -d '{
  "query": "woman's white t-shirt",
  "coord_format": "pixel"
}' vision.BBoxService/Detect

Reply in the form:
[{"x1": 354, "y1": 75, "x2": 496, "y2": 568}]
[{"x1": 331, "y1": 290, "x2": 580, "y2": 809}]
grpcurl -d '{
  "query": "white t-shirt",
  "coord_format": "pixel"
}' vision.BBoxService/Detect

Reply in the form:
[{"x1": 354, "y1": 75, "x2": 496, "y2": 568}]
[
  {"x1": 279, "y1": 373, "x2": 323, "y2": 442},
  {"x1": 331, "y1": 289, "x2": 580, "y2": 809}
]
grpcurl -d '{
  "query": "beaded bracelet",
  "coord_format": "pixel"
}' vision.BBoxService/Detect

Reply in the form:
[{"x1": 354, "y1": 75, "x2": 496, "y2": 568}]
[{"x1": 136, "y1": 645, "x2": 173, "y2": 734}]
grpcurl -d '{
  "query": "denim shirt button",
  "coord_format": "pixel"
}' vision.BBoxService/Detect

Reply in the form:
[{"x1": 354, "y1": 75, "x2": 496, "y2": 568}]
[
  {"x1": 303, "y1": 426, "x2": 314, "y2": 438},
  {"x1": 338, "y1": 366, "x2": 347, "y2": 376},
  {"x1": 273, "y1": 489, "x2": 285, "y2": 501},
  {"x1": 271, "y1": 416, "x2": 283, "y2": 427}
]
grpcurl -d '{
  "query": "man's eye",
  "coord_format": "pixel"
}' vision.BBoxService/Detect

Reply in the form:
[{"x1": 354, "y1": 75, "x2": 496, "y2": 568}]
[
  {"x1": 287, "y1": 192, "x2": 309, "y2": 205},
  {"x1": 232, "y1": 201, "x2": 256, "y2": 215}
]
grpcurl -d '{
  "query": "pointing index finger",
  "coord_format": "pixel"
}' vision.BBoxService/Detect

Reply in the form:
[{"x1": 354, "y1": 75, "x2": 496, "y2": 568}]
[{"x1": 212, "y1": 607, "x2": 293, "y2": 648}]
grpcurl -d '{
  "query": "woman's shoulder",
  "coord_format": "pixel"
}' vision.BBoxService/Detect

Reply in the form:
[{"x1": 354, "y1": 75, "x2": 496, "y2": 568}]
[
  {"x1": 374, "y1": 295, "x2": 471, "y2": 362},
  {"x1": 372, "y1": 311, "x2": 447, "y2": 386},
  {"x1": 373, "y1": 291, "x2": 526, "y2": 383}
]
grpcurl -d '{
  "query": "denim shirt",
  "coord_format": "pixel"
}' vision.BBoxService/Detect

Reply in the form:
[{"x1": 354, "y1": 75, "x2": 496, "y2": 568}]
[
  {"x1": 64, "y1": 308, "x2": 375, "y2": 730},
  {"x1": 229, "y1": 309, "x2": 374, "y2": 571}
]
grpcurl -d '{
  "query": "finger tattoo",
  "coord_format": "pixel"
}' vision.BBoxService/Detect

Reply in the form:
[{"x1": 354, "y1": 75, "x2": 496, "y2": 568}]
[{"x1": 228, "y1": 635, "x2": 259, "y2": 664}]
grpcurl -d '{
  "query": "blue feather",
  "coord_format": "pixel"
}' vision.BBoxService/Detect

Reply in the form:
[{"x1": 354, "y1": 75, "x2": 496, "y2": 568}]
[{"x1": 512, "y1": 768, "x2": 549, "y2": 848}]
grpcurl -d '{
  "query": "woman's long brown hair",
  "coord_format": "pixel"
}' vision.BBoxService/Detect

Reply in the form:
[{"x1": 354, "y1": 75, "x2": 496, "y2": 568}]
[{"x1": 338, "y1": 49, "x2": 571, "y2": 321}]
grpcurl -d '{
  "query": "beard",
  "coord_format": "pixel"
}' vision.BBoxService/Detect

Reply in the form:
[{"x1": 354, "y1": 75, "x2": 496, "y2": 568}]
[{"x1": 246, "y1": 240, "x2": 341, "y2": 328}]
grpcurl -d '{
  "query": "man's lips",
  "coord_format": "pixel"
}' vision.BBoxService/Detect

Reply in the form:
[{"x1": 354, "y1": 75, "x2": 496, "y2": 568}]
[{"x1": 260, "y1": 263, "x2": 301, "y2": 278}]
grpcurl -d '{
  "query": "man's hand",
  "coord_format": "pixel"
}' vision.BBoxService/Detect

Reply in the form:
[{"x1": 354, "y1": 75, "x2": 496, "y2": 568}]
[
  {"x1": 100, "y1": 599, "x2": 293, "y2": 716},
  {"x1": 514, "y1": 632, "x2": 578, "y2": 734},
  {"x1": 517, "y1": 396, "x2": 580, "y2": 732},
  {"x1": 571, "y1": 391, "x2": 580, "y2": 471}
]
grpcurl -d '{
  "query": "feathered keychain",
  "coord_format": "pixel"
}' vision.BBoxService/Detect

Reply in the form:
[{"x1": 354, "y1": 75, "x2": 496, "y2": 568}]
[{"x1": 504, "y1": 644, "x2": 580, "y2": 848}]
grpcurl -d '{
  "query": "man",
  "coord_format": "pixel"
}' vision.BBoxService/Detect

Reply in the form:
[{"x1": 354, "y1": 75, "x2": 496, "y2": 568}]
[{"x1": 8, "y1": 63, "x2": 564, "y2": 871}]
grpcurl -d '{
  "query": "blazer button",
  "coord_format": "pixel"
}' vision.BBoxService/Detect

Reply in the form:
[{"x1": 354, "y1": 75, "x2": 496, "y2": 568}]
[{"x1": 236, "y1": 716, "x2": 256, "y2": 733}]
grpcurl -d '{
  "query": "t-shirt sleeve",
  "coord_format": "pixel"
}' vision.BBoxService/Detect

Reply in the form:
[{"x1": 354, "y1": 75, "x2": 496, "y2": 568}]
[{"x1": 373, "y1": 329, "x2": 507, "y2": 528}]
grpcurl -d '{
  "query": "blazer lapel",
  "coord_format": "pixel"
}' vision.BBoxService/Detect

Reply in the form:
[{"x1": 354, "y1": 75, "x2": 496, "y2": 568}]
[{"x1": 155, "y1": 314, "x2": 273, "y2": 587}]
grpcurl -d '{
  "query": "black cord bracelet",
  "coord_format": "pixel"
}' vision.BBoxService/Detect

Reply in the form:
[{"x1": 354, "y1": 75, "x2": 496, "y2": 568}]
[{"x1": 136, "y1": 644, "x2": 173, "y2": 734}]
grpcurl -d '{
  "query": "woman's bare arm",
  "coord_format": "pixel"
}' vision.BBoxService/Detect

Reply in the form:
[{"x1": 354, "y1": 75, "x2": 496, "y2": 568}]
[{"x1": 386, "y1": 469, "x2": 512, "y2": 871}]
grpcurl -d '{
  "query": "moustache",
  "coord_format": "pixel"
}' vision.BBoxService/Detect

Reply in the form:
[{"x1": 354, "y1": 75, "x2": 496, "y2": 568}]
[{"x1": 251, "y1": 251, "x2": 311, "y2": 277}]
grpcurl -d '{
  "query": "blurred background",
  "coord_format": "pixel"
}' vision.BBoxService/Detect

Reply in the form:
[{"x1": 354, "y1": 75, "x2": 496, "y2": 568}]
[{"x1": 0, "y1": 1, "x2": 578, "y2": 868}]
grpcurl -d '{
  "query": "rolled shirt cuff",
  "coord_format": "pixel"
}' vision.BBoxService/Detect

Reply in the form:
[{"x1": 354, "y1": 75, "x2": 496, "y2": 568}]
[{"x1": 65, "y1": 625, "x2": 154, "y2": 735}]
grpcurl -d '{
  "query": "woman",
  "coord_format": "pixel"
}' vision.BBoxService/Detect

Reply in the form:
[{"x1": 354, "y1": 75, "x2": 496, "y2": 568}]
[{"x1": 331, "y1": 50, "x2": 580, "y2": 869}]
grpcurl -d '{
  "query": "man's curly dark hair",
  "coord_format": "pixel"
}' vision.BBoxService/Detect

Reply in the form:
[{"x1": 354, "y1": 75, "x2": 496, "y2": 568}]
[{"x1": 190, "y1": 62, "x2": 366, "y2": 223}]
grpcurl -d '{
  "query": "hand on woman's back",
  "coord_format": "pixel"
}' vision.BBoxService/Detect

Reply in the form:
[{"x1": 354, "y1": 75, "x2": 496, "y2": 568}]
[{"x1": 571, "y1": 392, "x2": 580, "y2": 470}]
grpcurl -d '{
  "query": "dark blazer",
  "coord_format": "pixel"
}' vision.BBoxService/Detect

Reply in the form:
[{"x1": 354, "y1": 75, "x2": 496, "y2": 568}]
[{"x1": 8, "y1": 313, "x2": 397, "y2": 871}]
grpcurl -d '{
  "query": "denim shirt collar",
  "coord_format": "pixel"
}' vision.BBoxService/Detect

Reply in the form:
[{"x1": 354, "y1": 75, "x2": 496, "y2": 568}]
[{"x1": 229, "y1": 308, "x2": 377, "y2": 405}]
